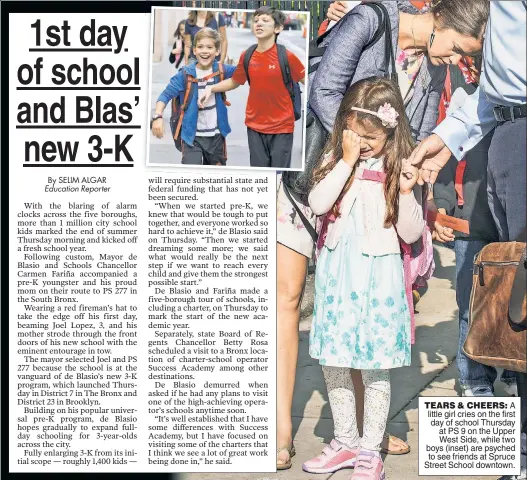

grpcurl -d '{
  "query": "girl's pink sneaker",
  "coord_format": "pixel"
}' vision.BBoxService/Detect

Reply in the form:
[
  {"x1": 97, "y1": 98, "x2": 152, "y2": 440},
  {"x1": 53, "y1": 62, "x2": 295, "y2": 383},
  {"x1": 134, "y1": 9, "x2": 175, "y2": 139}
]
[
  {"x1": 350, "y1": 450, "x2": 386, "y2": 480},
  {"x1": 302, "y1": 439, "x2": 358, "y2": 474}
]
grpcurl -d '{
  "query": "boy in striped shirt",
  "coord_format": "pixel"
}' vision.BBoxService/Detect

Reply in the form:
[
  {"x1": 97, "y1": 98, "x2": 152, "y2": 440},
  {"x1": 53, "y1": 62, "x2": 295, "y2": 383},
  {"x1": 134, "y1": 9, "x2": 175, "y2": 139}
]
[{"x1": 152, "y1": 28, "x2": 235, "y2": 166}]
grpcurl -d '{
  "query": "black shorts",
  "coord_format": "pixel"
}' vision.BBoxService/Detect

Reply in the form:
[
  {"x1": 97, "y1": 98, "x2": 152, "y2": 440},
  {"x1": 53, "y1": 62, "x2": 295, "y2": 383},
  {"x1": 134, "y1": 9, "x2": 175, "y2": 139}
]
[
  {"x1": 182, "y1": 134, "x2": 227, "y2": 166},
  {"x1": 247, "y1": 127, "x2": 293, "y2": 169}
]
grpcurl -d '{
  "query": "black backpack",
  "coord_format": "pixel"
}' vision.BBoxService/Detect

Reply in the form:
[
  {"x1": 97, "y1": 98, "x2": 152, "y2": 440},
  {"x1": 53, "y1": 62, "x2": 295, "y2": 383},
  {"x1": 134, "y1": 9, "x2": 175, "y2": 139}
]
[
  {"x1": 243, "y1": 43, "x2": 302, "y2": 121},
  {"x1": 282, "y1": 2, "x2": 397, "y2": 215}
]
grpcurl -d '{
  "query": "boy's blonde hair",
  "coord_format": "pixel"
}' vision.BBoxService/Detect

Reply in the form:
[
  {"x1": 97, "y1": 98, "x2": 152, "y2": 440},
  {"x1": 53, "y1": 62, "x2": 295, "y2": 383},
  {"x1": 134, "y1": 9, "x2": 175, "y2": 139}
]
[{"x1": 194, "y1": 27, "x2": 221, "y2": 50}]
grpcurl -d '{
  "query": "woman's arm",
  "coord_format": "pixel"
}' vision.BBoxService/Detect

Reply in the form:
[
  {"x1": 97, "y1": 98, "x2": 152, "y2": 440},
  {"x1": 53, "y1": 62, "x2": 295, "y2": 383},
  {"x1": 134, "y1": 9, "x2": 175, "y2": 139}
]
[
  {"x1": 308, "y1": 160, "x2": 353, "y2": 216},
  {"x1": 309, "y1": 6, "x2": 375, "y2": 132},
  {"x1": 219, "y1": 23, "x2": 228, "y2": 63}
]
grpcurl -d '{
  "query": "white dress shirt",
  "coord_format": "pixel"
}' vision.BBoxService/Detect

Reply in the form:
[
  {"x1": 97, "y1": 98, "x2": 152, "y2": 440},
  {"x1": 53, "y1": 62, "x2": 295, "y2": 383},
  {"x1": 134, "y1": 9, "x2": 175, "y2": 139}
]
[{"x1": 434, "y1": 1, "x2": 527, "y2": 160}]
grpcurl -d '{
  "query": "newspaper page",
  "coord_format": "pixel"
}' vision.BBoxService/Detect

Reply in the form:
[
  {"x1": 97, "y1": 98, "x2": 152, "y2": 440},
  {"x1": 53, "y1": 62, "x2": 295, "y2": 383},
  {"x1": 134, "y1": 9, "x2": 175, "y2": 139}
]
[{"x1": 6, "y1": 1, "x2": 526, "y2": 480}]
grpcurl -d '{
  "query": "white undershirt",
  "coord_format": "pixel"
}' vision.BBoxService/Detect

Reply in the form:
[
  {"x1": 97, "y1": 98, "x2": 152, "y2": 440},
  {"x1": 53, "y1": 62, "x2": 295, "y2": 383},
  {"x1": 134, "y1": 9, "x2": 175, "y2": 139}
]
[{"x1": 195, "y1": 67, "x2": 219, "y2": 137}]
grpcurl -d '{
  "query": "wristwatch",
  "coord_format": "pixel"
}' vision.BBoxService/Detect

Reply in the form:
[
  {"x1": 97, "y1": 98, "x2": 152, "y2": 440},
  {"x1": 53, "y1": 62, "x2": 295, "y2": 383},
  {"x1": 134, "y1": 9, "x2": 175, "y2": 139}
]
[{"x1": 150, "y1": 114, "x2": 163, "y2": 128}]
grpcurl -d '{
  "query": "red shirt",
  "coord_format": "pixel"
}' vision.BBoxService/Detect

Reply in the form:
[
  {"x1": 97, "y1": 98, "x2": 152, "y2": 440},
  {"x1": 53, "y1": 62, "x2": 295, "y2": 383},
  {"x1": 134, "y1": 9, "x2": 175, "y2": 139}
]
[{"x1": 232, "y1": 44, "x2": 305, "y2": 134}]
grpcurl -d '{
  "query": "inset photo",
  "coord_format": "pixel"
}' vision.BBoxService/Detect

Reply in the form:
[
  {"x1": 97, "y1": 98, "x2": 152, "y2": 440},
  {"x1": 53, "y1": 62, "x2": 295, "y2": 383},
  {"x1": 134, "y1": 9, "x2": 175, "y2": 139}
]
[{"x1": 148, "y1": 6, "x2": 308, "y2": 170}]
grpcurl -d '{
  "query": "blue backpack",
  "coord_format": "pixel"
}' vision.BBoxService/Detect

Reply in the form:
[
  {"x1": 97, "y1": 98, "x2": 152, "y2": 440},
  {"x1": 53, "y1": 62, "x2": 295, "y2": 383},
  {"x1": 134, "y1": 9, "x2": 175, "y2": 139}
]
[{"x1": 243, "y1": 43, "x2": 302, "y2": 121}]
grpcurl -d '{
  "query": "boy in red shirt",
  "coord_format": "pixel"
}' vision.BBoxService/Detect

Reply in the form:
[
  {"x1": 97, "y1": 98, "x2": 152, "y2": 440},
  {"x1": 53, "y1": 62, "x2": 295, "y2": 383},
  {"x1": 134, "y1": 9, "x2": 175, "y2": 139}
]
[{"x1": 199, "y1": 6, "x2": 305, "y2": 168}]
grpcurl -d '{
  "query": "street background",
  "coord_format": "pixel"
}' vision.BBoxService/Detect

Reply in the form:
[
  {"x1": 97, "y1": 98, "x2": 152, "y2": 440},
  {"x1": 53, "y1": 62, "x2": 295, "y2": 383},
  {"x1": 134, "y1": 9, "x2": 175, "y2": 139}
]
[
  {"x1": 148, "y1": 8, "x2": 307, "y2": 168},
  {"x1": 181, "y1": 244, "x2": 512, "y2": 480}
]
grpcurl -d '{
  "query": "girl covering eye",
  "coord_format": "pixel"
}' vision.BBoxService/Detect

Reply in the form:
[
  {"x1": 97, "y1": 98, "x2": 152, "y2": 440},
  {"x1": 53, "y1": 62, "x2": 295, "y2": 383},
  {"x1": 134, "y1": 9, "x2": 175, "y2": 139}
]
[{"x1": 303, "y1": 77, "x2": 426, "y2": 480}]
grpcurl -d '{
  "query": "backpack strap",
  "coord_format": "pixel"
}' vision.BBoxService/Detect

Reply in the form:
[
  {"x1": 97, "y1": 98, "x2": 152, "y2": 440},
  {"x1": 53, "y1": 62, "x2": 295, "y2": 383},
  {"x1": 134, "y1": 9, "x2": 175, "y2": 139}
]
[
  {"x1": 282, "y1": 181, "x2": 318, "y2": 243},
  {"x1": 355, "y1": 169, "x2": 386, "y2": 183},
  {"x1": 276, "y1": 44, "x2": 294, "y2": 100},
  {"x1": 217, "y1": 63, "x2": 230, "y2": 106},
  {"x1": 363, "y1": 3, "x2": 385, "y2": 50},
  {"x1": 189, "y1": 71, "x2": 218, "y2": 83},
  {"x1": 188, "y1": 67, "x2": 232, "y2": 107},
  {"x1": 365, "y1": 2, "x2": 397, "y2": 82},
  {"x1": 308, "y1": 1, "x2": 395, "y2": 81},
  {"x1": 243, "y1": 44, "x2": 258, "y2": 85},
  {"x1": 174, "y1": 72, "x2": 193, "y2": 141}
]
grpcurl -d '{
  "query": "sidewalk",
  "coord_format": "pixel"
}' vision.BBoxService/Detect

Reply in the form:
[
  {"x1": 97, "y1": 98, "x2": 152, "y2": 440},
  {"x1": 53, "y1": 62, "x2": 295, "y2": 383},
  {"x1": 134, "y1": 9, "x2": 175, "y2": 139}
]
[{"x1": 186, "y1": 244, "x2": 510, "y2": 480}]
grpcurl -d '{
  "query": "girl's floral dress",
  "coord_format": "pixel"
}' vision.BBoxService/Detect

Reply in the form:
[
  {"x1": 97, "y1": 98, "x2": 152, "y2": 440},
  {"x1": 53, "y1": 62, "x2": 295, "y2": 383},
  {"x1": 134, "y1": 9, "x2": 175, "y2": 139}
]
[{"x1": 309, "y1": 158, "x2": 411, "y2": 369}]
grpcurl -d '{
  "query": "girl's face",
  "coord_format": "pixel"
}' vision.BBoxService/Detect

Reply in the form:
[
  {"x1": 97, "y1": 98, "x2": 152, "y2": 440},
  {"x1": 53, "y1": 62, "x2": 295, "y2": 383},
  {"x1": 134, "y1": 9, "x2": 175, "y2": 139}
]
[
  {"x1": 347, "y1": 117, "x2": 389, "y2": 160},
  {"x1": 179, "y1": 23, "x2": 185, "y2": 35}
]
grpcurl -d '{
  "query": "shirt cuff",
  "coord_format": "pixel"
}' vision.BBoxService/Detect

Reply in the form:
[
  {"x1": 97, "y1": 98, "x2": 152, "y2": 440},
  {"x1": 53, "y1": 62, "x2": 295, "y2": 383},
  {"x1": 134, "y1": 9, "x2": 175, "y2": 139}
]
[
  {"x1": 157, "y1": 93, "x2": 170, "y2": 105},
  {"x1": 433, "y1": 117, "x2": 470, "y2": 162}
]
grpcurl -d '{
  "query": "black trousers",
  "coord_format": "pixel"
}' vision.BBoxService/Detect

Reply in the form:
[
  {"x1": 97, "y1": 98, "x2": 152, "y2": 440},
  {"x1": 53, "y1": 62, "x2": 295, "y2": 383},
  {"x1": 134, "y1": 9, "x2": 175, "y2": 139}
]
[
  {"x1": 487, "y1": 116, "x2": 527, "y2": 434},
  {"x1": 247, "y1": 127, "x2": 293, "y2": 169}
]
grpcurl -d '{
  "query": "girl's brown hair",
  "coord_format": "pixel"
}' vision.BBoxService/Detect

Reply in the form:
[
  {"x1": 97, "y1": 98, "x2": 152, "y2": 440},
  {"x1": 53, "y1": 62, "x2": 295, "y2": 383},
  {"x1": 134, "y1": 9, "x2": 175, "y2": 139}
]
[
  {"x1": 311, "y1": 77, "x2": 415, "y2": 227},
  {"x1": 187, "y1": 10, "x2": 215, "y2": 27}
]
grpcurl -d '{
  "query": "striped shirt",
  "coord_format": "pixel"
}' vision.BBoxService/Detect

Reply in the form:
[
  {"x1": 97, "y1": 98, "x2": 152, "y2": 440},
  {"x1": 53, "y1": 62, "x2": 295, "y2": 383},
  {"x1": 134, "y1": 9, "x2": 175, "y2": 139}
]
[{"x1": 196, "y1": 67, "x2": 220, "y2": 137}]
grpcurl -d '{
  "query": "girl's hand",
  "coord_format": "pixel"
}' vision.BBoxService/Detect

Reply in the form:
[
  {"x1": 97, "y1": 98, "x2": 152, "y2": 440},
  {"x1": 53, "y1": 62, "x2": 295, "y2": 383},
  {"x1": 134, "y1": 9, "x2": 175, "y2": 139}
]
[
  {"x1": 172, "y1": 47, "x2": 182, "y2": 54},
  {"x1": 342, "y1": 129, "x2": 361, "y2": 168},
  {"x1": 399, "y1": 159, "x2": 419, "y2": 194},
  {"x1": 433, "y1": 208, "x2": 455, "y2": 243}
]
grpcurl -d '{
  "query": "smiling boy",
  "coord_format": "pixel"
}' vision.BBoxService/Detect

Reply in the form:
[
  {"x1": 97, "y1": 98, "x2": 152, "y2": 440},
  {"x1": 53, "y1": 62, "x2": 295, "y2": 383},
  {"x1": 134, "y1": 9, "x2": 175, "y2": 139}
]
[
  {"x1": 199, "y1": 7, "x2": 305, "y2": 169},
  {"x1": 151, "y1": 28, "x2": 235, "y2": 166}
]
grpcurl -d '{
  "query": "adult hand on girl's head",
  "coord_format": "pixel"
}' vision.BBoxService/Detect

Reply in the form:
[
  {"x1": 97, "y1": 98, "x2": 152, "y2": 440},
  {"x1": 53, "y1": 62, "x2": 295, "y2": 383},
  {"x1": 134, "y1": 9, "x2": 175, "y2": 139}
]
[
  {"x1": 399, "y1": 159, "x2": 419, "y2": 195},
  {"x1": 342, "y1": 129, "x2": 361, "y2": 168}
]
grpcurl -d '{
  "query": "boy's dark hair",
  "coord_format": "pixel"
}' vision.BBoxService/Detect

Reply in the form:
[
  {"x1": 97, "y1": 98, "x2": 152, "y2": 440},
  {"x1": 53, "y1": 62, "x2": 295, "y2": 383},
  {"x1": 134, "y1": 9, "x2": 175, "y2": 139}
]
[{"x1": 253, "y1": 6, "x2": 286, "y2": 39}]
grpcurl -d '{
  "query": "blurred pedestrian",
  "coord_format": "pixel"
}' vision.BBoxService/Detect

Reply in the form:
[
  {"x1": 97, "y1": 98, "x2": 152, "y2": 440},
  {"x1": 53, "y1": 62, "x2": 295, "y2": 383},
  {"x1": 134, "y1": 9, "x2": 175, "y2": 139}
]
[
  {"x1": 184, "y1": 10, "x2": 228, "y2": 64},
  {"x1": 169, "y1": 20, "x2": 186, "y2": 70}
]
